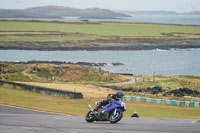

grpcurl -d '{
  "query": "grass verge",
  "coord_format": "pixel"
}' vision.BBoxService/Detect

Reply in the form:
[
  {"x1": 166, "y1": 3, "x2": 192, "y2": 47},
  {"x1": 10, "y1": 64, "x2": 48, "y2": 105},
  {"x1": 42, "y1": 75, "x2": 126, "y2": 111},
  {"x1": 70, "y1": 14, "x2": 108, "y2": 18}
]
[
  {"x1": 0, "y1": 85, "x2": 200, "y2": 119},
  {"x1": 0, "y1": 85, "x2": 90, "y2": 115},
  {"x1": 117, "y1": 75, "x2": 200, "y2": 93},
  {"x1": 126, "y1": 101, "x2": 200, "y2": 119}
]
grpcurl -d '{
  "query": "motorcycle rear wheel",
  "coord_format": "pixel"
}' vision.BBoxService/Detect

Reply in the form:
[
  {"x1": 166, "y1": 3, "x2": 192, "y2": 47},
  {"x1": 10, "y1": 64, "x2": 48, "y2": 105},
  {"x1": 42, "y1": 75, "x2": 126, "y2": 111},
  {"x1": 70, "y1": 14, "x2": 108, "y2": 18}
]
[
  {"x1": 85, "y1": 111, "x2": 95, "y2": 122},
  {"x1": 109, "y1": 110, "x2": 123, "y2": 123}
]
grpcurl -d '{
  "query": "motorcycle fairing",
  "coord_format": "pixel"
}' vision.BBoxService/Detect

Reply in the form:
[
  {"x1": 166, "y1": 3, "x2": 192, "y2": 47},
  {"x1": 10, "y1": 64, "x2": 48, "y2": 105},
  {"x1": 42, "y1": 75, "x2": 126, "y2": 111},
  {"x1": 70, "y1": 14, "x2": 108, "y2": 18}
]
[{"x1": 103, "y1": 100, "x2": 122, "y2": 112}]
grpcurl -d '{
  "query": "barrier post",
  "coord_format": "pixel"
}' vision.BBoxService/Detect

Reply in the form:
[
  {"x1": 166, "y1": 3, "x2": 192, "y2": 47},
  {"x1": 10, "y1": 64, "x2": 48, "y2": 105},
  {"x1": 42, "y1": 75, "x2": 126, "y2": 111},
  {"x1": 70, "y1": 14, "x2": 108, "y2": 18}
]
[
  {"x1": 151, "y1": 98, "x2": 157, "y2": 103},
  {"x1": 166, "y1": 100, "x2": 170, "y2": 105},
  {"x1": 170, "y1": 100, "x2": 176, "y2": 106},
  {"x1": 180, "y1": 101, "x2": 186, "y2": 106},
  {"x1": 195, "y1": 102, "x2": 199, "y2": 107},
  {"x1": 140, "y1": 97, "x2": 146, "y2": 102},
  {"x1": 146, "y1": 98, "x2": 152, "y2": 103},
  {"x1": 123, "y1": 96, "x2": 127, "y2": 101},
  {"x1": 157, "y1": 99, "x2": 161, "y2": 104},
  {"x1": 136, "y1": 97, "x2": 141, "y2": 101},
  {"x1": 161, "y1": 99, "x2": 166, "y2": 104},
  {"x1": 130, "y1": 96, "x2": 136, "y2": 101},
  {"x1": 189, "y1": 101, "x2": 195, "y2": 107},
  {"x1": 185, "y1": 101, "x2": 190, "y2": 107}
]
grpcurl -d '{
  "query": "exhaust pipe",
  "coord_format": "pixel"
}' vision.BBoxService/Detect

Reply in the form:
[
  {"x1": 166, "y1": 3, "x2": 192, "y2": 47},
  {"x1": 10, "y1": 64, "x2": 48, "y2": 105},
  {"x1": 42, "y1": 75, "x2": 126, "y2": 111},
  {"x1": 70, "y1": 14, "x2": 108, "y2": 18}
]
[{"x1": 88, "y1": 105, "x2": 94, "y2": 111}]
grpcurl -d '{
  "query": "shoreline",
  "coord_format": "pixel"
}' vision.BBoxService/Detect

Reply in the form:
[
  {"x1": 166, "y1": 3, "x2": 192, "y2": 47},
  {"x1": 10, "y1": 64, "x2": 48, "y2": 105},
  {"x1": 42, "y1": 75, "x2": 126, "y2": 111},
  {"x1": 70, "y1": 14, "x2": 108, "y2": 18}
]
[
  {"x1": 1, "y1": 61, "x2": 200, "y2": 77},
  {"x1": 1, "y1": 44, "x2": 200, "y2": 51}
]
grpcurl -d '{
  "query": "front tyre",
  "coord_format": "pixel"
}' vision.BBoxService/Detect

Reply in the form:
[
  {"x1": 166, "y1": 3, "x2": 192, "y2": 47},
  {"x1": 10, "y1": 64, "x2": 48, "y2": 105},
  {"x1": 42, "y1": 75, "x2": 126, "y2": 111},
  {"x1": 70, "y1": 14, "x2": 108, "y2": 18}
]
[
  {"x1": 85, "y1": 111, "x2": 95, "y2": 122},
  {"x1": 109, "y1": 110, "x2": 123, "y2": 123}
]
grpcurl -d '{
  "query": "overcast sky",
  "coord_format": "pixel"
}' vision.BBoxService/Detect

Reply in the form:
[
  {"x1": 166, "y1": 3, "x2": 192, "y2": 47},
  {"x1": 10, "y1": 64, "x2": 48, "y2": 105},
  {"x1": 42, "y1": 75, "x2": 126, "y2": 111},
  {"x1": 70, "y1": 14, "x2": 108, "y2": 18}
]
[{"x1": 1, "y1": 0, "x2": 200, "y2": 12}]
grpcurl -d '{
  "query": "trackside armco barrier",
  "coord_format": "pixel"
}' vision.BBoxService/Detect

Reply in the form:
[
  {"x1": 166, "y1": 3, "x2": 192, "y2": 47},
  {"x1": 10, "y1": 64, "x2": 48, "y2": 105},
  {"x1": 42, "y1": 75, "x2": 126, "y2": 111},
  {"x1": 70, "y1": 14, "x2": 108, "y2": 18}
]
[
  {"x1": 123, "y1": 96, "x2": 200, "y2": 108},
  {"x1": 0, "y1": 80, "x2": 83, "y2": 99}
]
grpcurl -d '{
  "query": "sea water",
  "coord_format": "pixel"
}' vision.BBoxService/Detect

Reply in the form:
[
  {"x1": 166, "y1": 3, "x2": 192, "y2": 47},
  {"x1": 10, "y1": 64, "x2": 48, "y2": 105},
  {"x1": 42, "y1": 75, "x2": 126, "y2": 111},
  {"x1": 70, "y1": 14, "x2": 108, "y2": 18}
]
[{"x1": 0, "y1": 49, "x2": 200, "y2": 76}]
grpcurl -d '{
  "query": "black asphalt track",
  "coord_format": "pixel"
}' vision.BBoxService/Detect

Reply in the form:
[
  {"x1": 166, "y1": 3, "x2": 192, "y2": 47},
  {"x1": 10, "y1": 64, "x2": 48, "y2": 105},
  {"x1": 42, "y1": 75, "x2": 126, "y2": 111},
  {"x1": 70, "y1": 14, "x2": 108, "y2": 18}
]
[{"x1": 0, "y1": 104, "x2": 200, "y2": 133}]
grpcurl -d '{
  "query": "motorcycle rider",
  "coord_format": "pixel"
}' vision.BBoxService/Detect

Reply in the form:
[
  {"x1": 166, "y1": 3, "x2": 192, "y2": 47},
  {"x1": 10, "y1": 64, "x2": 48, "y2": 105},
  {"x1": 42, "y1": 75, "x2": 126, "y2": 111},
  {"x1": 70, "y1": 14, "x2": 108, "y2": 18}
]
[
  {"x1": 97, "y1": 90, "x2": 125, "y2": 110},
  {"x1": 86, "y1": 90, "x2": 126, "y2": 123}
]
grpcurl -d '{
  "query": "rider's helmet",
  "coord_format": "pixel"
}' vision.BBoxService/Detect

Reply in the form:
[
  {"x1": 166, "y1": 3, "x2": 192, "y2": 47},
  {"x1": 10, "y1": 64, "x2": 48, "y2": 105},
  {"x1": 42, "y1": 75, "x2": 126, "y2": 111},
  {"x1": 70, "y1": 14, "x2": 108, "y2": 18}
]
[{"x1": 116, "y1": 90, "x2": 124, "y2": 99}]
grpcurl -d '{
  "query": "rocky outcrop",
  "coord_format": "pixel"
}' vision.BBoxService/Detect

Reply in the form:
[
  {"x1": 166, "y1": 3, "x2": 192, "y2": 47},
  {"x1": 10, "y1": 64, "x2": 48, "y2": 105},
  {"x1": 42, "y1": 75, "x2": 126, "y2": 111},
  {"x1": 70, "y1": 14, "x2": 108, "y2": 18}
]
[{"x1": 163, "y1": 88, "x2": 200, "y2": 97}]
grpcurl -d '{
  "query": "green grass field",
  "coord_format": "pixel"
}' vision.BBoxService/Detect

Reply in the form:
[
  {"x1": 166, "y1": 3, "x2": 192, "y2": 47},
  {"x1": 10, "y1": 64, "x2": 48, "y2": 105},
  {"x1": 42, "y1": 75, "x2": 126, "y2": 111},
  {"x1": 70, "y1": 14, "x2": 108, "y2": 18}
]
[
  {"x1": 1, "y1": 85, "x2": 200, "y2": 119},
  {"x1": 0, "y1": 20, "x2": 200, "y2": 49},
  {"x1": 0, "y1": 34, "x2": 101, "y2": 42},
  {"x1": 0, "y1": 21, "x2": 200, "y2": 36}
]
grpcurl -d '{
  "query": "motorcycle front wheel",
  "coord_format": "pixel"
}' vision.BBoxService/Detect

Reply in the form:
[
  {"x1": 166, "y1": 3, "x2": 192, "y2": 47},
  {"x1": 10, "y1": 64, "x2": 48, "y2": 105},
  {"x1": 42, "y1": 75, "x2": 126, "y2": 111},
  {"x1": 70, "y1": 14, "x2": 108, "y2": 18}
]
[
  {"x1": 85, "y1": 111, "x2": 95, "y2": 122},
  {"x1": 109, "y1": 110, "x2": 123, "y2": 123}
]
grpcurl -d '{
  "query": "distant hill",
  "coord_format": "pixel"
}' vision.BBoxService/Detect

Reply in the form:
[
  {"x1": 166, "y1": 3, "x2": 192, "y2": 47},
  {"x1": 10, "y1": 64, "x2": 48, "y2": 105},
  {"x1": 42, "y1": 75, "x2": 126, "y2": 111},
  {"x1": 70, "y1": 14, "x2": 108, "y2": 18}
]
[
  {"x1": 182, "y1": 11, "x2": 200, "y2": 15},
  {"x1": 0, "y1": 9, "x2": 58, "y2": 18},
  {"x1": 0, "y1": 6, "x2": 131, "y2": 19}
]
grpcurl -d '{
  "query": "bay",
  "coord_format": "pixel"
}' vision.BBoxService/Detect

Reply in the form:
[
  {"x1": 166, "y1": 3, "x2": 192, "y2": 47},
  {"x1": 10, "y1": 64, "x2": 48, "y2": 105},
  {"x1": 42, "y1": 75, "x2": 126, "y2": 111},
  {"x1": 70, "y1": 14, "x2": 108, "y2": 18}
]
[
  {"x1": 0, "y1": 49, "x2": 200, "y2": 76},
  {"x1": 124, "y1": 14, "x2": 200, "y2": 25},
  {"x1": 63, "y1": 14, "x2": 200, "y2": 25}
]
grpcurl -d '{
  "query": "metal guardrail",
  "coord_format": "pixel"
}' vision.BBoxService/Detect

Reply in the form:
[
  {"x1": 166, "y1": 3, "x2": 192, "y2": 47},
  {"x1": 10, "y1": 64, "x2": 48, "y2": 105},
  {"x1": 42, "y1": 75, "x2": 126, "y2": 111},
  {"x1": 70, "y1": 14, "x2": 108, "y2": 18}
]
[
  {"x1": 123, "y1": 96, "x2": 200, "y2": 107},
  {"x1": 0, "y1": 80, "x2": 83, "y2": 99}
]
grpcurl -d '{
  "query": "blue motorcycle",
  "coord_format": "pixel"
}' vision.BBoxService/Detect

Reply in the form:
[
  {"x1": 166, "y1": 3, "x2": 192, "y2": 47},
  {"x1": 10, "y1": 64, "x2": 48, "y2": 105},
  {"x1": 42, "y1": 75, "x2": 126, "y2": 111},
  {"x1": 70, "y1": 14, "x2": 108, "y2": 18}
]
[{"x1": 85, "y1": 100, "x2": 126, "y2": 123}]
